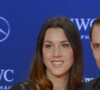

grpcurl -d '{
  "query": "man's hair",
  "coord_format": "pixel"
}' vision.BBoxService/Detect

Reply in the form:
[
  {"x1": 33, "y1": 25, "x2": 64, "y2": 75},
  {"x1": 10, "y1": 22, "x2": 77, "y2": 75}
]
[{"x1": 90, "y1": 17, "x2": 100, "y2": 41}]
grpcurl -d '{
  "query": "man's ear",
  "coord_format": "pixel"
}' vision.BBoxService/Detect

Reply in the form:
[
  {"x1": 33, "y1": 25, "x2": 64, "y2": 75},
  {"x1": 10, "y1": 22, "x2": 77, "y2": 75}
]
[{"x1": 90, "y1": 42, "x2": 93, "y2": 50}]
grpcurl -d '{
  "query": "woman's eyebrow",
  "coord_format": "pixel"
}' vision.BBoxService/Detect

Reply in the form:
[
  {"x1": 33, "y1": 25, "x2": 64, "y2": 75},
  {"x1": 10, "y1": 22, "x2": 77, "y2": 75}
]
[
  {"x1": 92, "y1": 42, "x2": 100, "y2": 45},
  {"x1": 43, "y1": 40, "x2": 69, "y2": 43},
  {"x1": 43, "y1": 41, "x2": 52, "y2": 43},
  {"x1": 61, "y1": 40, "x2": 69, "y2": 43}
]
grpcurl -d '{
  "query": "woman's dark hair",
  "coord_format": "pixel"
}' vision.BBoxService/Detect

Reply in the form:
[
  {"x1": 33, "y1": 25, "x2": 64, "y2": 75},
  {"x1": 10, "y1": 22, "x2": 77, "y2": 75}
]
[
  {"x1": 28, "y1": 17, "x2": 84, "y2": 90},
  {"x1": 90, "y1": 17, "x2": 100, "y2": 41}
]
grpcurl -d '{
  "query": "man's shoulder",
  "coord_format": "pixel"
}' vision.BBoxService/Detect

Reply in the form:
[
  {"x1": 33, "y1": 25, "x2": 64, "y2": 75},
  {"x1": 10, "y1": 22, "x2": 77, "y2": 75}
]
[
  {"x1": 78, "y1": 76, "x2": 100, "y2": 90},
  {"x1": 86, "y1": 76, "x2": 100, "y2": 86}
]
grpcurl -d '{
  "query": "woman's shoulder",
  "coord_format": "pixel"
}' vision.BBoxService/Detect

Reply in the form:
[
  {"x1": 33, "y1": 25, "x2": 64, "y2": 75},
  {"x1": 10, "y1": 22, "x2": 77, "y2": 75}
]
[{"x1": 10, "y1": 81, "x2": 30, "y2": 90}]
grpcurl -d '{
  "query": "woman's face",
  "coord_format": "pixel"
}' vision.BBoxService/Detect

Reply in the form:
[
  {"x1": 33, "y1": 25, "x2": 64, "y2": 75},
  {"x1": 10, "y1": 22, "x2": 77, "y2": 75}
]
[{"x1": 42, "y1": 28, "x2": 74, "y2": 77}]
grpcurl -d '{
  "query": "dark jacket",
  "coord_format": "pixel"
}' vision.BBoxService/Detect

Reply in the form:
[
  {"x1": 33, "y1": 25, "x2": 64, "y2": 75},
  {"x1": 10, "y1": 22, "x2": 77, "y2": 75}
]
[
  {"x1": 79, "y1": 76, "x2": 100, "y2": 90},
  {"x1": 10, "y1": 81, "x2": 31, "y2": 90}
]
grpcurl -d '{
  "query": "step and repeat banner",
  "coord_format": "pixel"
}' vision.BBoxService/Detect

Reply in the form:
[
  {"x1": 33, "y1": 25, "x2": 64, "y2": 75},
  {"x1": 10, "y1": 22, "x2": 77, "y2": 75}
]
[{"x1": 0, "y1": 0, "x2": 100, "y2": 89}]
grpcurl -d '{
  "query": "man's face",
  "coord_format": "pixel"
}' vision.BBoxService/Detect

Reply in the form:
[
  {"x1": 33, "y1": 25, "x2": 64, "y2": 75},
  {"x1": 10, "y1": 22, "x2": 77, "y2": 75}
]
[{"x1": 91, "y1": 24, "x2": 100, "y2": 69}]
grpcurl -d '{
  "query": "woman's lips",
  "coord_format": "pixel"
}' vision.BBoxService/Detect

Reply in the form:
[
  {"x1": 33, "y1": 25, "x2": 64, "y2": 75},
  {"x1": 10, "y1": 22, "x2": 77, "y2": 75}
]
[{"x1": 51, "y1": 60, "x2": 64, "y2": 66}]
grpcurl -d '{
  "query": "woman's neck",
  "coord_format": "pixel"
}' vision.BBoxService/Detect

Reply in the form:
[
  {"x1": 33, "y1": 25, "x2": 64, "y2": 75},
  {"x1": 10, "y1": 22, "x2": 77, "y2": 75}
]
[{"x1": 47, "y1": 70, "x2": 69, "y2": 90}]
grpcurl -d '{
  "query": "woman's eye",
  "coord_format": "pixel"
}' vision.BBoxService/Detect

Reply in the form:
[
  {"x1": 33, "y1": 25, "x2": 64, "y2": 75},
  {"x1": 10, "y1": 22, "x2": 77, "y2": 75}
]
[
  {"x1": 45, "y1": 45, "x2": 52, "y2": 48},
  {"x1": 94, "y1": 45, "x2": 100, "y2": 49},
  {"x1": 62, "y1": 44, "x2": 69, "y2": 48}
]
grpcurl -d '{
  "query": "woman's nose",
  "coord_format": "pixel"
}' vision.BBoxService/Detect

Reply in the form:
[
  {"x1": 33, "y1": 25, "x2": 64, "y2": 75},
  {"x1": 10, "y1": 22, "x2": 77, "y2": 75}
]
[{"x1": 53, "y1": 47, "x2": 62, "y2": 58}]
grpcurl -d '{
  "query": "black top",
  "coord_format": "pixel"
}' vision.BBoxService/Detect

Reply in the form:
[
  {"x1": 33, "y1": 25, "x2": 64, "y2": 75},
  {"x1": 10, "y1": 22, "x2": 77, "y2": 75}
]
[
  {"x1": 10, "y1": 81, "x2": 31, "y2": 90},
  {"x1": 10, "y1": 81, "x2": 85, "y2": 90}
]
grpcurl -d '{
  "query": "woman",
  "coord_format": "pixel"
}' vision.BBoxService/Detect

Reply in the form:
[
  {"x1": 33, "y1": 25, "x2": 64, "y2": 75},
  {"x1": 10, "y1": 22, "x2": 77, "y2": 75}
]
[{"x1": 10, "y1": 17, "x2": 84, "y2": 90}]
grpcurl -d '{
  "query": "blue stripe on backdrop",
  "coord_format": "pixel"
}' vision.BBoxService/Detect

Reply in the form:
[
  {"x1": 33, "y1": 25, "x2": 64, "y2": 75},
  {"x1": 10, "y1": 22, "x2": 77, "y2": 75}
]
[{"x1": 0, "y1": 0, "x2": 100, "y2": 89}]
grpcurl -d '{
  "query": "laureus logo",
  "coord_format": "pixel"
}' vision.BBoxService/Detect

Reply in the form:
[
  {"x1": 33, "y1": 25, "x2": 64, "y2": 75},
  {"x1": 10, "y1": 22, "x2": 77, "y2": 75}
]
[{"x1": 0, "y1": 16, "x2": 10, "y2": 42}]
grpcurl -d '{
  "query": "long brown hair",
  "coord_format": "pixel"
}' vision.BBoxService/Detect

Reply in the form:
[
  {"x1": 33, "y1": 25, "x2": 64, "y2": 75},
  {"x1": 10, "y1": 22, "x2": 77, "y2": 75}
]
[{"x1": 28, "y1": 17, "x2": 84, "y2": 90}]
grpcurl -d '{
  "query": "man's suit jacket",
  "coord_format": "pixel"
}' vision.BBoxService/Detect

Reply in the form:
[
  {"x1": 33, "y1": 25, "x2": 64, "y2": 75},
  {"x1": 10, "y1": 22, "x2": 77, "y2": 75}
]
[{"x1": 79, "y1": 76, "x2": 100, "y2": 90}]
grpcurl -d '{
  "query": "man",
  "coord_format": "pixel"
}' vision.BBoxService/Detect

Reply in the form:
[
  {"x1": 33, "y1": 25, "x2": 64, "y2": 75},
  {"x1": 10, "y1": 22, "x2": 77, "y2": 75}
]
[{"x1": 80, "y1": 17, "x2": 100, "y2": 90}]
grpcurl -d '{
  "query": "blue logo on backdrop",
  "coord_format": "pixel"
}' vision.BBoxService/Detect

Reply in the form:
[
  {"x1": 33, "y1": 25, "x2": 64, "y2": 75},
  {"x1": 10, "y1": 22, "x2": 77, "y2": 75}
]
[
  {"x1": 0, "y1": 69, "x2": 14, "y2": 90},
  {"x1": 70, "y1": 18, "x2": 95, "y2": 40},
  {"x1": 85, "y1": 78, "x2": 94, "y2": 82},
  {"x1": 0, "y1": 69, "x2": 14, "y2": 82},
  {"x1": 0, "y1": 16, "x2": 10, "y2": 42}
]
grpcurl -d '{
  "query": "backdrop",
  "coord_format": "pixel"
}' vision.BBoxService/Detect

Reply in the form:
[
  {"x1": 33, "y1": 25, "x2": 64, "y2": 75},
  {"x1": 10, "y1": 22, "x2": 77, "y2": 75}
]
[{"x1": 0, "y1": 0, "x2": 100, "y2": 89}]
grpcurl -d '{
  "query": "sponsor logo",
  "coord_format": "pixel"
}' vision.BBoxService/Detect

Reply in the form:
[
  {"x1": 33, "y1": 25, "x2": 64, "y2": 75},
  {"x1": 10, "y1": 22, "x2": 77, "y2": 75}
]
[
  {"x1": 0, "y1": 69, "x2": 14, "y2": 82},
  {"x1": 0, "y1": 69, "x2": 14, "y2": 90},
  {"x1": 0, "y1": 16, "x2": 10, "y2": 42},
  {"x1": 70, "y1": 18, "x2": 95, "y2": 40},
  {"x1": 85, "y1": 78, "x2": 94, "y2": 82},
  {"x1": 0, "y1": 86, "x2": 12, "y2": 90}
]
